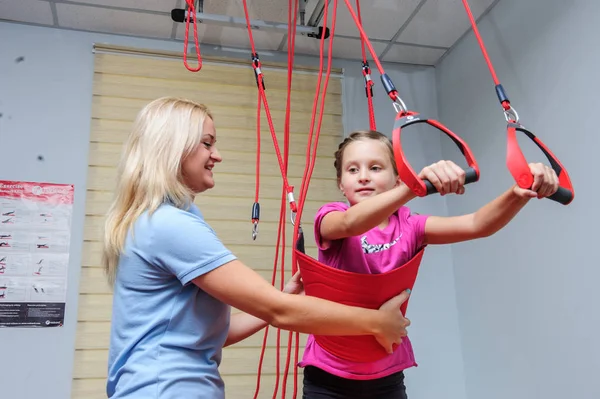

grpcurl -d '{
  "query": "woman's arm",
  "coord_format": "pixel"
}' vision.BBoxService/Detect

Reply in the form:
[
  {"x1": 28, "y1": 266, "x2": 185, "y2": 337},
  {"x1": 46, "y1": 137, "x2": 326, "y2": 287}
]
[
  {"x1": 223, "y1": 271, "x2": 304, "y2": 347},
  {"x1": 194, "y1": 261, "x2": 411, "y2": 353}
]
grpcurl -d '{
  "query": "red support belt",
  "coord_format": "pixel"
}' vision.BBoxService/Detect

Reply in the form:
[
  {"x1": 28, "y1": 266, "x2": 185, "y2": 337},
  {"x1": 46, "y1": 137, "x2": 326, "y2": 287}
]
[{"x1": 296, "y1": 248, "x2": 425, "y2": 363}]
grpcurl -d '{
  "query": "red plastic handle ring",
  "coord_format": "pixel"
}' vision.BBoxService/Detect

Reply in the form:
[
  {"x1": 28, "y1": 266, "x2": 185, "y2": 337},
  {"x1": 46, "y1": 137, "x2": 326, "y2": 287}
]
[
  {"x1": 506, "y1": 122, "x2": 574, "y2": 205},
  {"x1": 392, "y1": 111, "x2": 480, "y2": 197}
]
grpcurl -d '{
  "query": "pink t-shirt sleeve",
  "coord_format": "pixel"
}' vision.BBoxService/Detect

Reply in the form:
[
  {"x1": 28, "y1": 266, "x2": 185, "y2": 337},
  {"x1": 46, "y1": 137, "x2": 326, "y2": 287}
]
[
  {"x1": 400, "y1": 207, "x2": 430, "y2": 250},
  {"x1": 313, "y1": 202, "x2": 349, "y2": 250}
]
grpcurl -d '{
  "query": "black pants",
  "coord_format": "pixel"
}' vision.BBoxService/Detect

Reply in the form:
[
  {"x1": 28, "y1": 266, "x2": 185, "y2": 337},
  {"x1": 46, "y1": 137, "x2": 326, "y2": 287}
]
[{"x1": 302, "y1": 366, "x2": 408, "y2": 399}]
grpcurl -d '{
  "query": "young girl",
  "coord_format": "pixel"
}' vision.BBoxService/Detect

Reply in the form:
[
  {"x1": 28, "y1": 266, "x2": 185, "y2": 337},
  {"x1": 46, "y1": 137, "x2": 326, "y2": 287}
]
[
  {"x1": 103, "y1": 100, "x2": 413, "y2": 399},
  {"x1": 299, "y1": 130, "x2": 559, "y2": 398}
]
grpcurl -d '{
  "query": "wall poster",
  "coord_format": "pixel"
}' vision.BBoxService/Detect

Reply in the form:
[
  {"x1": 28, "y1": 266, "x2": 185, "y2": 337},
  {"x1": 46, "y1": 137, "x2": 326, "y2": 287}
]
[{"x1": 0, "y1": 180, "x2": 74, "y2": 327}]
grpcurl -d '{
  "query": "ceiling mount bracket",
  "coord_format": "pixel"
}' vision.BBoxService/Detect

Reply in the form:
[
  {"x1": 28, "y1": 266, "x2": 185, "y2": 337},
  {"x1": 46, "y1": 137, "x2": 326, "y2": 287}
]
[{"x1": 171, "y1": 9, "x2": 330, "y2": 39}]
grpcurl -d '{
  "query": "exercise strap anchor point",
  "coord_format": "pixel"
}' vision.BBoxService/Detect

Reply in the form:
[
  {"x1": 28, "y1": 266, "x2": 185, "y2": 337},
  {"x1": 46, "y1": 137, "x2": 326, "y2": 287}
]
[{"x1": 461, "y1": 0, "x2": 574, "y2": 205}]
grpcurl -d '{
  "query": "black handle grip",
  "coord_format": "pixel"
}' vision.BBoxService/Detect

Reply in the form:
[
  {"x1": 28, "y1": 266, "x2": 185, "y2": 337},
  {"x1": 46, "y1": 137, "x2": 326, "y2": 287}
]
[
  {"x1": 547, "y1": 186, "x2": 573, "y2": 205},
  {"x1": 424, "y1": 167, "x2": 478, "y2": 195}
]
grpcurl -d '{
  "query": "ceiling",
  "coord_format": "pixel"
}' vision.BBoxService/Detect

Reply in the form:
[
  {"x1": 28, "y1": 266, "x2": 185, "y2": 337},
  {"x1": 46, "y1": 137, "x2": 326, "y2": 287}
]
[{"x1": 0, "y1": 0, "x2": 501, "y2": 66}]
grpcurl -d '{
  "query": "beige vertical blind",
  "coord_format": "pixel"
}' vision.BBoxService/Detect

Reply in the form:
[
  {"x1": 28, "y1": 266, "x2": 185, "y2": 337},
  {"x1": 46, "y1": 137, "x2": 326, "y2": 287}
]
[{"x1": 72, "y1": 44, "x2": 345, "y2": 398}]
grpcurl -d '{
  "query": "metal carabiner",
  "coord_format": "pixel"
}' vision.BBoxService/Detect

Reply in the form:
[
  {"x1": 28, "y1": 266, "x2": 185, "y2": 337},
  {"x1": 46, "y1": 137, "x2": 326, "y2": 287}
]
[
  {"x1": 290, "y1": 211, "x2": 297, "y2": 226},
  {"x1": 393, "y1": 96, "x2": 408, "y2": 114},
  {"x1": 503, "y1": 105, "x2": 520, "y2": 123}
]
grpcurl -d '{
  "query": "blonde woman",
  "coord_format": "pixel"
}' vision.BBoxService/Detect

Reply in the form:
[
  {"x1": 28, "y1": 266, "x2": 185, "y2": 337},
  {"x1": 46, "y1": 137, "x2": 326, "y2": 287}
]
[{"x1": 102, "y1": 97, "x2": 412, "y2": 399}]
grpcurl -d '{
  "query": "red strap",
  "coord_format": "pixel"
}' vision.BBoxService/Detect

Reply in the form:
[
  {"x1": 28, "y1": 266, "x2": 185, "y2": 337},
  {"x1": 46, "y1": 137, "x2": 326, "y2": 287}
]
[
  {"x1": 242, "y1": 0, "x2": 304, "y2": 397},
  {"x1": 182, "y1": 0, "x2": 202, "y2": 72},
  {"x1": 355, "y1": 0, "x2": 376, "y2": 130},
  {"x1": 296, "y1": 248, "x2": 424, "y2": 362},
  {"x1": 460, "y1": 0, "x2": 574, "y2": 205},
  {"x1": 242, "y1": 0, "x2": 297, "y2": 216},
  {"x1": 460, "y1": 0, "x2": 510, "y2": 111},
  {"x1": 341, "y1": 0, "x2": 400, "y2": 104},
  {"x1": 292, "y1": 0, "x2": 338, "y2": 267},
  {"x1": 289, "y1": 2, "x2": 338, "y2": 398},
  {"x1": 251, "y1": 90, "x2": 261, "y2": 240}
]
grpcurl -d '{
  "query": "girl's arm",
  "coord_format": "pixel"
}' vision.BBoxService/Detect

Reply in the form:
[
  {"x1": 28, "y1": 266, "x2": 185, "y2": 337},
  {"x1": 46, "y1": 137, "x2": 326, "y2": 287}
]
[
  {"x1": 320, "y1": 160, "x2": 466, "y2": 243},
  {"x1": 224, "y1": 312, "x2": 267, "y2": 347},
  {"x1": 320, "y1": 184, "x2": 416, "y2": 242},
  {"x1": 423, "y1": 163, "x2": 559, "y2": 245}
]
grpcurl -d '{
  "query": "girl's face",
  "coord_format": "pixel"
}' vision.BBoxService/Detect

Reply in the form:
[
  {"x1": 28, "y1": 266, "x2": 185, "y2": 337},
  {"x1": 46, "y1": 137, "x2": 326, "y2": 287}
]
[
  {"x1": 338, "y1": 139, "x2": 399, "y2": 205},
  {"x1": 182, "y1": 117, "x2": 222, "y2": 193}
]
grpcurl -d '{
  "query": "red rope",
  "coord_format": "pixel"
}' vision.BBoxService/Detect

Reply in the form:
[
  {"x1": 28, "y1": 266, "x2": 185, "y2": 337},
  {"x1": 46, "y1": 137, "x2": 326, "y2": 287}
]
[
  {"x1": 341, "y1": 1, "x2": 383, "y2": 73},
  {"x1": 182, "y1": 0, "x2": 202, "y2": 72},
  {"x1": 356, "y1": 0, "x2": 367, "y2": 63},
  {"x1": 242, "y1": 0, "x2": 297, "y2": 214},
  {"x1": 293, "y1": 0, "x2": 338, "y2": 248},
  {"x1": 355, "y1": 0, "x2": 376, "y2": 130},
  {"x1": 242, "y1": 0, "x2": 378, "y2": 396},
  {"x1": 280, "y1": 0, "x2": 300, "y2": 397},
  {"x1": 460, "y1": 0, "x2": 510, "y2": 110},
  {"x1": 340, "y1": 0, "x2": 401, "y2": 105},
  {"x1": 241, "y1": 0, "x2": 299, "y2": 397},
  {"x1": 255, "y1": 94, "x2": 260, "y2": 205}
]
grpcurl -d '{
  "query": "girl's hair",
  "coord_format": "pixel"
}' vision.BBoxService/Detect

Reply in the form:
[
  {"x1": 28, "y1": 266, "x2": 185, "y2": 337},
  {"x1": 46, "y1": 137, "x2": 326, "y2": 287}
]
[
  {"x1": 333, "y1": 130, "x2": 398, "y2": 181},
  {"x1": 101, "y1": 96, "x2": 213, "y2": 286}
]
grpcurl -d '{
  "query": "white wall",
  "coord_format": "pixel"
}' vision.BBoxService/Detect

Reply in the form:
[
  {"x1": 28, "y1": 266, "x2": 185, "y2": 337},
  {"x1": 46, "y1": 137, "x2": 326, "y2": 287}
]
[
  {"x1": 0, "y1": 21, "x2": 465, "y2": 399},
  {"x1": 436, "y1": 0, "x2": 599, "y2": 398}
]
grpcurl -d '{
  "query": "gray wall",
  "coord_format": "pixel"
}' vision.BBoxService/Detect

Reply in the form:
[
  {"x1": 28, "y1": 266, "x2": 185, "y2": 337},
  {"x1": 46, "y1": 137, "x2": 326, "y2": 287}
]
[
  {"x1": 436, "y1": 0, "x2": 598, "y2": 398},
  {"x1": 0, "y1": 21, "x2": 465, "y2": 399}
]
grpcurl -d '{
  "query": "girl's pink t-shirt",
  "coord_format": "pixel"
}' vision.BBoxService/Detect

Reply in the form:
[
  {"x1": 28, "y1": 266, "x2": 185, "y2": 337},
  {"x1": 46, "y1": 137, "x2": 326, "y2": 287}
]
[{"x1": 298, "y1": 201, "x2": 429, "y2": 380}]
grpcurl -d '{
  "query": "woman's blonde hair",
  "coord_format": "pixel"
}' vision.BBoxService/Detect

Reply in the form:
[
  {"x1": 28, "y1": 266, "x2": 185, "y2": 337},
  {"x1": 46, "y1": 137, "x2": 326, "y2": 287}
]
[{"x1": 101, "y1": 97, "x2": 213, "y2": 285}]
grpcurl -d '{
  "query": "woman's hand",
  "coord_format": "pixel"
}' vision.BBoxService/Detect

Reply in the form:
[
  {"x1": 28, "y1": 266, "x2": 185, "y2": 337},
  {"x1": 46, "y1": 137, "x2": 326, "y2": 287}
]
[{"x1": 374, "y1": 289, "x2": 412, "y2": 353}]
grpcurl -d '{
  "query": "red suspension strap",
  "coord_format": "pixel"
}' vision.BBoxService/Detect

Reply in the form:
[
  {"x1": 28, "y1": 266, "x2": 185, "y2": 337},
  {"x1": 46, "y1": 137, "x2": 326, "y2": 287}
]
[
  {"x1": 355, "y1": 0, "x2": 376, "y2": 130},
  {"x1": 241, "y1": 0, "x2": 304, "y2": 398},
  {"x1": 251, "y1": 91, "x2": 261, "y2": 240},
  {"x1": 290, "y1": 1, "x2": 337, "y2": 396},
  {"x1": 461, "y1": 0, "x2": 574, "y2": 205},
  {"x1": 181, "y1": 0, "x2": 202, "y2": 72},
  {"x1": 281, "y1": 2, "x2": 302, "y2": 397},
  {"x1": 340, "y1": 0, "x2": 403, "y2": 112},
  {"x1": 341, "y1": 0, "x2": 480, "y2": 197},
  {"x1": 241, "y1": 0, "x2": 298, "y2": 220}
]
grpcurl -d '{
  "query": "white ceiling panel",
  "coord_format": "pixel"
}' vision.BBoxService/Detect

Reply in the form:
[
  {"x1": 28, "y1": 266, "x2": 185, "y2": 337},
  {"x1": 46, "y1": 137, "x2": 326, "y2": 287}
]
[
  {"x1": 381, "y1": 43, "x2": 448, "y2": 65},
  {"x1": 397, "y1": 0, "x2": 496, "y2": 47},
  {"x1": 282, "y1": 35, "x2": 387, "y2": 60},
  {"x1": 328, "y1": 0, "x2": 422, "y2": 41},
  {"x1": 0, "y1": 0, "x2": 505, "y2": 66},
  {"x1": 56, "y1": 3, "x2": 173, "y2": 38},
  {"x1": 66, "y1": 0, "x2": 178, "y2": 13},
  {"x1": 176, "y1": 23, "x2": 285, "y2": 52},
  {"x1": 0, "y1": 0, "x2": 54, "y2": 25},
  {"x1": 204, "y1": 0, "x2": 320, "y2": 25}
]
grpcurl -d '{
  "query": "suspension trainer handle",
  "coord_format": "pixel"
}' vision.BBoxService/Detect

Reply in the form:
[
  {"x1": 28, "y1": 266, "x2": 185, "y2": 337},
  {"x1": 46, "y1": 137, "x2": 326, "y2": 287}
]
[
  {"x1": 392, "y1": 111, "x2": 480, "y2": 197},
  {"x1": 506, "y1": 122, "x2": 574, "y2": 205}
]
